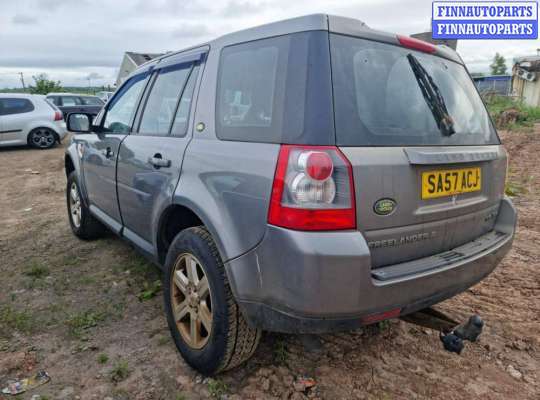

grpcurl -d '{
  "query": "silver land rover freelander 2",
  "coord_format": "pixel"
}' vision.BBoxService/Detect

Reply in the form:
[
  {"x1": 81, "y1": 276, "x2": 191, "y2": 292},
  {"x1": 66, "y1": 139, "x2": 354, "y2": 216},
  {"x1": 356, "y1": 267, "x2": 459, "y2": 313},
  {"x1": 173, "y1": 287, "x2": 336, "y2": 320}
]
[{"x1": 64, "y1": 14, "x2": 516, "y2": 374}]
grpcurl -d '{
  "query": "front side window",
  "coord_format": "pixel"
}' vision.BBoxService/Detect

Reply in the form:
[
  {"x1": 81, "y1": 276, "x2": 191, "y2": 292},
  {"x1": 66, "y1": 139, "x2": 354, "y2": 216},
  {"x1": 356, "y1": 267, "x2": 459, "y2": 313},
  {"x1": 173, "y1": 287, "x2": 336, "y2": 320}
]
[
  {"x1": 103, "y1": 73, "x2": 148, "y2": 133},
  {"x1": 331, "y1": 34, "x2": 498, "y2": 146},
  {"x1": 138, "y1": 65, "x2": 191, "y2": 136},
  {"x1": 0, "y1": 98, "x2": 34, "y2": 115}
]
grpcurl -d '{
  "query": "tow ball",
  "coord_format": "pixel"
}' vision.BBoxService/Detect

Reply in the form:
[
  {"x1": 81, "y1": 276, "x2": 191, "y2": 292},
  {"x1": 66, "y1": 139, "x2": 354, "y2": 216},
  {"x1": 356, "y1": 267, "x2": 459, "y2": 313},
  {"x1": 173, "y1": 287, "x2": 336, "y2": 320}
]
[{"x1": 401, "y1": 308, "x2": 484, "y2": 354}]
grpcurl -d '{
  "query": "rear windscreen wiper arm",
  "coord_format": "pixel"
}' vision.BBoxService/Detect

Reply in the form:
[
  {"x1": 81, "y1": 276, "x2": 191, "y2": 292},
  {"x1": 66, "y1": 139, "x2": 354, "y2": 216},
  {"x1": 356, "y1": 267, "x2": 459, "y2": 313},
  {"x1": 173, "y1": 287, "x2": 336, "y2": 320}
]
[{"x1": 407, "y1": 54, "x2": 455, "y2": 136}]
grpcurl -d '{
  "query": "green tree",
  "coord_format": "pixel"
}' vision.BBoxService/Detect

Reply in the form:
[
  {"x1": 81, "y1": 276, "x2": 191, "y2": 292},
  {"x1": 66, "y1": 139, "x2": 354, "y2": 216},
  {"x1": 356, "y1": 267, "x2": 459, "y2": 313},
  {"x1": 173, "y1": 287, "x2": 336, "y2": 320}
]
[
  {"x1": 29, "y1": 74, "x2": 63, "y2": 94},
  {"x1": 489, "y1": 53, "x2": 507, "y2": 75}
]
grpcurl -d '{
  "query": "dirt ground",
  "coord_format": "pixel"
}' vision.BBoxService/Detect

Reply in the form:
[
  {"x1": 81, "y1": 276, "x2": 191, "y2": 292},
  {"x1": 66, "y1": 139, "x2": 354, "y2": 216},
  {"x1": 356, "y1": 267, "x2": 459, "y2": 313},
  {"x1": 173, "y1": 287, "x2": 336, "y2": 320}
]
[{"x1": 0, "y1": 127, "x2": 538, "y2": 400}]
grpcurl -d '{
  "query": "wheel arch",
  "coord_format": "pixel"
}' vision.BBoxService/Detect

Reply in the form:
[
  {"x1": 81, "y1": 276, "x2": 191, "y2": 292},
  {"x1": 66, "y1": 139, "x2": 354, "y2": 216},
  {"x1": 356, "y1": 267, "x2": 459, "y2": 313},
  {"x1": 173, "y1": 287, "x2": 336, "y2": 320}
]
[{"x1": 156, "y1": 202, "x2": 227, "y2": 267}]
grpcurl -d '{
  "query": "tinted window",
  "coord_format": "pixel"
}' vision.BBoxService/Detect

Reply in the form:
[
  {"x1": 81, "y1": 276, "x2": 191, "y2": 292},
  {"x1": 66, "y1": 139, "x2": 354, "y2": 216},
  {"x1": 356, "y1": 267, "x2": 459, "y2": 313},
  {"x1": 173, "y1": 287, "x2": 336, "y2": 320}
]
[
  {"x1": 103, "y1": 73, "x2": 148, "y2": 133},
  {"x1": 81, "y1": 96, "x2": 103, "y2": 105},
  {"x1": 138, "y1": 65, "x2": 191, "y2": 135},
  {"x1": 47, "y1": 96, "x2": 60, "y2": 106},
  {"x1": 331, "y1": 34, "x2": 498, "y2": 146},
  {"x1": 216, "y1": 31, "x2": 334, "y2": 144},
  {"x1": 171, "y1": 65, "x2": 200, "y2": 137},
  {"x1": 61, "y1": 96, "x2": 81, "y2": 106},
  {"x1": 0, "y1": 98, "x2": 34, "y2": 115}
]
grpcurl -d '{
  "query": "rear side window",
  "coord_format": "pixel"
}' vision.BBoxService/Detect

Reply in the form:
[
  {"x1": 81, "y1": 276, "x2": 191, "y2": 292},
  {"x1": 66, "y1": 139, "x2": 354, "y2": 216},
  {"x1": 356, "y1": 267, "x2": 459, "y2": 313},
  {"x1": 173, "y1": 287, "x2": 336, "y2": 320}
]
[
  {"x1": 0, "y1": 98, "x2": 34, "y2": 115},
  {"x1": 216, "y1": 31, "x2": 334, "y2": 144},
  {"x1": 138, "y1": 64, "x2": 191, "y2": 136},
  {"x1": 47, "y1": 96, "x2": 60, "y2": 106},
  {"x1": 61, "y1": 96, "x2": 81, "y2": 106},
  {"x1": 171, "y1": 65, "x2": 200, "y2": 137},
  {"x1": 81, "y1": 97, "x2": 103, "y2": 105},
  {"x1": 331, "y1": 34, "x2": 498, "y2": 146}
]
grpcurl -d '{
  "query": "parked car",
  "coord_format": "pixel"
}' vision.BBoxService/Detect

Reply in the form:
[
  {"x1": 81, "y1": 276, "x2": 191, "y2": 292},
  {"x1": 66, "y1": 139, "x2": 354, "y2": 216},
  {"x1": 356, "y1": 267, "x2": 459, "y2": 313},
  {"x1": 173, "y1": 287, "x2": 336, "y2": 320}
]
[
  {"x1": 64, "y1": 14, "x2": 516, "y2": 375},
  {"x1": 0, "y1": 93, "x2": 67, "y2": 149},
  {"x1": 96, "y1": 91, "x2": 114, "y2": 103},
  {"x1": 46, "y1": 93, "x2": 104, "y2": 119}
]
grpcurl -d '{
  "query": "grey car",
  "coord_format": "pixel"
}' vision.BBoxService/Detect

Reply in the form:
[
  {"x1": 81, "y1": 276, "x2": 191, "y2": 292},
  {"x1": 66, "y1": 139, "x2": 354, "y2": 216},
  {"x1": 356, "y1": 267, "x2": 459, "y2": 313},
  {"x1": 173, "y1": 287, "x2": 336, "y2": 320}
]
[{"x1": 64, "y1": 14, "x2": 516, "y2": 374}]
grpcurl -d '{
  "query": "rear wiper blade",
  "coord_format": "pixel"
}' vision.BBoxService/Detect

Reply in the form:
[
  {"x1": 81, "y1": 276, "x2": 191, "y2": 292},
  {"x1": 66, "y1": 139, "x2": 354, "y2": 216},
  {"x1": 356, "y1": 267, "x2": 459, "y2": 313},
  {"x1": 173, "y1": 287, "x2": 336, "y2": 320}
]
[{"x1": 407, "y1": 54, "x2": 455, "y2": 136}]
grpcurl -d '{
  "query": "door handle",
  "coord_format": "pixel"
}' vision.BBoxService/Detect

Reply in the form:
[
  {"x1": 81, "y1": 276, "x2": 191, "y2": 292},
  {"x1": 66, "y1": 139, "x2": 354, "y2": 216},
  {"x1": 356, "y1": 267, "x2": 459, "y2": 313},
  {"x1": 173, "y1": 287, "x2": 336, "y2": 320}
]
[
  {"x1": 101, "y1": 147, "x2": 114, "y2": 159},
  {"x1": 148, "y1": 154, "x2": 171, "y2": 168}
]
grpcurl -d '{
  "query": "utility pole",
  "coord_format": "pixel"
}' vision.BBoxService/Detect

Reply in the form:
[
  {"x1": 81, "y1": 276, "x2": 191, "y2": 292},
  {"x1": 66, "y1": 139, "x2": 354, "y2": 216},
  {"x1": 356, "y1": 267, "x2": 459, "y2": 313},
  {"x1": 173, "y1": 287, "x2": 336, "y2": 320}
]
[{"x1": 19, "y1": 72, "x2": 26, "y2": 91}]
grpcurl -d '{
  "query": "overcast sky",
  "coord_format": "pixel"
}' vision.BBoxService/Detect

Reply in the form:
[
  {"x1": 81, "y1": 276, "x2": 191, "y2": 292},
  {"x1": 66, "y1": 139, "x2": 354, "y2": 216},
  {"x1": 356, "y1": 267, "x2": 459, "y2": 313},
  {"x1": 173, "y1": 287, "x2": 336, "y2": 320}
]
[{"x1": 0, "y1": 0, "x2": 539, "y2": 88}]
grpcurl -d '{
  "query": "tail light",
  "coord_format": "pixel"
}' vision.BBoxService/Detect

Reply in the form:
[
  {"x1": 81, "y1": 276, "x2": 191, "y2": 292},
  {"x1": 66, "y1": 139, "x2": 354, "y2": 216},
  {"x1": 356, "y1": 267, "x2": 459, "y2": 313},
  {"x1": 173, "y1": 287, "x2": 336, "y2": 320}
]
[
  {"x1": 54, "y1": 111, "x2": 63, "y2": 121},
  {"x1": 397, "y1": 35, "x2": 436, "y2": 53},
  {"x1": 268, "y1": 145, "x2": 356, "y2": 231}
]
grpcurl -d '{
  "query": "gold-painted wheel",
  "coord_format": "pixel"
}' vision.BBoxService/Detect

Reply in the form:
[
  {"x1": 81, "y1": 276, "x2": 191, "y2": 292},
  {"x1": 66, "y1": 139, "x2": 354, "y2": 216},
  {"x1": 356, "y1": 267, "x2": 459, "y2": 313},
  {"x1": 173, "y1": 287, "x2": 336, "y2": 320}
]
[{"x1": 171, "y1": 253, "x2": 212, "y2": 349}]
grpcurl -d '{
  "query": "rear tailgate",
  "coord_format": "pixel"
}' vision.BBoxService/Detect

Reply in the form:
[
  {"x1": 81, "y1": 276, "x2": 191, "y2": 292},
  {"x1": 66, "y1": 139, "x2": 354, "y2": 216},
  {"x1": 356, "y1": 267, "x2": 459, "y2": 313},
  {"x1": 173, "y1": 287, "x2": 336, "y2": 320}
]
[
  {"x1": 340, "y1": 145, "x2": 507, "y2": 268},
  {"x1": 329, "y1": 32, "x2": 505, "y2": 268}
]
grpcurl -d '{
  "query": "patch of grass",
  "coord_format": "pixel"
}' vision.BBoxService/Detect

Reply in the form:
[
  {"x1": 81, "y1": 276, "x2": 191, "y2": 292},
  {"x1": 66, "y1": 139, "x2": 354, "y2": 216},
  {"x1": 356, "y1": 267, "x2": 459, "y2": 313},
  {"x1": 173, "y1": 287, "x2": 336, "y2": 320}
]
[
  {"x1": 79, "y1": 275, "x2": 97, "y2": 285},
  {"x1": 24, "y1": 261, "x2": 50, "y2": 279},
  {"x1": 122, "y1": 256, "x2": 156, "y2": 278},
  {"x1": 97, "y1": 353, "x2": 109, "y2": 364},
  {"x1": 138, "y1": 280, "x2": 162, "y2": 301},
  {"x1": 0, "y1": 306, "x2": 33, "y2": 337},
  {"x1": 66, "y1": 310, "x2": 106, "y2": 338},
  {"x1": 485, "y1": 95, "x2": 540, "y2": 129},
  {"x1": 62, "y1": 254, "x2": 85, "y2": 267},
  {"x1": 505, "y1": 181, "x2": 525, "y2": 197},
  {"x1": 273, "y1": 338, "x2": 288, "y2": 364},
  {"x1": 157, "y1": 335, "x2": 170, "y2": 346},
  {"x1": 207, "y1": 378, "x2": 228, "y2": 398},
  {"x1": 377, "y1": 320, "x2": 391, "y2": 331},
  {"x1": 110, "y1": 360, "x2": 130, "y2": 382},
  {"x1": 176, "y1": 395, "x2": 186, "y2": 400}
]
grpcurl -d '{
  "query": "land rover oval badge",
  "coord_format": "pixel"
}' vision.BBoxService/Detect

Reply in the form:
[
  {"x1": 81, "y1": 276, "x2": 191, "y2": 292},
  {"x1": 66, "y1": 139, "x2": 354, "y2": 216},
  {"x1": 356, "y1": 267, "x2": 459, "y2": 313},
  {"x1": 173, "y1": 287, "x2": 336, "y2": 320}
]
[{"x1": 374, "y1": 198, "x2": 396, "y2": 216}]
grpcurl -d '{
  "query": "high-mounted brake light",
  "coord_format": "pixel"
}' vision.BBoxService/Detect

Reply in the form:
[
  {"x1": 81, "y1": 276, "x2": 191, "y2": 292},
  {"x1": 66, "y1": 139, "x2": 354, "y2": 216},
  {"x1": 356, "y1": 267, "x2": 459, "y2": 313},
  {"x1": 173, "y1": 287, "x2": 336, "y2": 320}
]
[
  {"x1": 54, "y1": 111, "x2": 63, "y2": 121},
  {"x1": 268, "y1": 145, "x2": 356, "y2": 231},
  {"x1": 397, "y1": 35, "x2": 436, "y2": 54}
]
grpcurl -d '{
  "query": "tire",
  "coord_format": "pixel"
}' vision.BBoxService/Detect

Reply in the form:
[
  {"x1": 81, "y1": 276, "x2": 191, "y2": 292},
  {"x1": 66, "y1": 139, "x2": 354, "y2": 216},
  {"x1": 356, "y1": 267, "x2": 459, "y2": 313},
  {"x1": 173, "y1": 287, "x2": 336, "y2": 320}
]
[
  {"x1": 66, "y1": 172, "x2": 105, "y2": 240},
  {"x1": 28, "y1": 127, "x2": 58, "y2": 149},
  {"x1": 164, "y1": 226, "x2": 261, "y2": 375}
]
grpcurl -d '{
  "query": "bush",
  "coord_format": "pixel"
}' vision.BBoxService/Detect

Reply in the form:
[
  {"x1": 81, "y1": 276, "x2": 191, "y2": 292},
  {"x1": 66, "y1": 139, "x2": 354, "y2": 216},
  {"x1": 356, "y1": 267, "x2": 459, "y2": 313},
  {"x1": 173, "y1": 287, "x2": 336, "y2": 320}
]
[{"x1": 485, "y1": 95, "x2": 540, "y2": 129}]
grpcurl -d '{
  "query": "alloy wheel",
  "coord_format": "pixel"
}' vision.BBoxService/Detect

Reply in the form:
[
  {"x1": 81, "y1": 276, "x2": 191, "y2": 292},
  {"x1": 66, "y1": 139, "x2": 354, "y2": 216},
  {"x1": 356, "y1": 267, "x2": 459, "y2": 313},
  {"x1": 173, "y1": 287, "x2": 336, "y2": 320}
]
[
  {"x1": 69, "y1": 182, "x2": 82, "y2": 228},
  {"x1": 171, "y1": 253, "x2": 212, "y2": 349},
  {"x1": 31, "y1": 129, "x2": 55, "y2": 148}
]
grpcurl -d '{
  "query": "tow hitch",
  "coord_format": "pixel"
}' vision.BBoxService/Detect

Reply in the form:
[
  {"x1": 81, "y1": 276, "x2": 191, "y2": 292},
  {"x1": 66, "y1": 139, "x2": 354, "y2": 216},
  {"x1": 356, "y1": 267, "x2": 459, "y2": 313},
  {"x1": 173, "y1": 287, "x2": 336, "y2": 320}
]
[{"x1": 401, "y1": 308, "x2": 484, "y2": 354}]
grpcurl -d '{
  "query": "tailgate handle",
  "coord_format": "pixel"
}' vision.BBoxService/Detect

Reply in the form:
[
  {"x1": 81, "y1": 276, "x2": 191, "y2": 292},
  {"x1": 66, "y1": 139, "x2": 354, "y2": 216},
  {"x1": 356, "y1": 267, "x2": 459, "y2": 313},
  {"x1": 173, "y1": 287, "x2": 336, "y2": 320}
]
[{"x1": 404, "y1": 148, "x2": 499, "y2": 165}]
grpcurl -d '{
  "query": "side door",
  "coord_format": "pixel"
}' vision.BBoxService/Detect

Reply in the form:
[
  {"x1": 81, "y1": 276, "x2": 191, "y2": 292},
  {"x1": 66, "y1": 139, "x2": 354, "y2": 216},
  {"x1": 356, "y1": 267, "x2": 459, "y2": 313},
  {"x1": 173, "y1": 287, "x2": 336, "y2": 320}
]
[
  {"x1": 116, "y1": 50, "x2": 205, "y2": 253},
  {"x1": 81, "y1": 72, "x2": 150, "y2": 232},
  {"x1": 0, "y1": 98, "x2": 34, "y2": 145}
]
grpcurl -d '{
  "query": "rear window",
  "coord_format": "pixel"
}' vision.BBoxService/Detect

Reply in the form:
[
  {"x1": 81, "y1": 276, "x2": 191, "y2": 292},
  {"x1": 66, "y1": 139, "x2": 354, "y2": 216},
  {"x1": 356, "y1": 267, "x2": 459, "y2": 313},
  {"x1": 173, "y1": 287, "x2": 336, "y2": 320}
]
[
  {"x1": 216, "y1": 31, "x2": 334, "y2": 144},
  {"x1": 330, "y1": 34, "x2": 499, "y2": 146}
]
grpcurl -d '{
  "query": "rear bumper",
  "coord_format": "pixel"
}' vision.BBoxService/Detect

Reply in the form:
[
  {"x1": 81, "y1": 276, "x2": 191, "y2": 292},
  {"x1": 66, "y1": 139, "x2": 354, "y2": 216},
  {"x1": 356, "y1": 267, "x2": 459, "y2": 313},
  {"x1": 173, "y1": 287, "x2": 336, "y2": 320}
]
[
  {"x1": 55, "y1": 121, "x2": 67, "y2": 140},
  {"x1": 226, "y1": 197, "x2": 517, "y2": 333}
]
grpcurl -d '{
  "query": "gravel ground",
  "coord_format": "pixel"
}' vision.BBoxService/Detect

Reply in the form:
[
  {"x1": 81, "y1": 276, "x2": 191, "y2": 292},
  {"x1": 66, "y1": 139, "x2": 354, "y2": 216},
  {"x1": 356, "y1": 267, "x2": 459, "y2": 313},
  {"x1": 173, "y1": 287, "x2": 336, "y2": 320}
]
[{"x1": 0, "y1": 128, "x2": 538, "y2": 400}]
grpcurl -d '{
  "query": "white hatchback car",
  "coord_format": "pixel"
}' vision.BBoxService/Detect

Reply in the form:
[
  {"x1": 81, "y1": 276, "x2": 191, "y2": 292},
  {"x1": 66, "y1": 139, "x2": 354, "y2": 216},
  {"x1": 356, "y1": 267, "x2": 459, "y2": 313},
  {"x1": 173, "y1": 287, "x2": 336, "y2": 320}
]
[{"x1": 0, "y1": 93, "x2": 67, "y2": 149}]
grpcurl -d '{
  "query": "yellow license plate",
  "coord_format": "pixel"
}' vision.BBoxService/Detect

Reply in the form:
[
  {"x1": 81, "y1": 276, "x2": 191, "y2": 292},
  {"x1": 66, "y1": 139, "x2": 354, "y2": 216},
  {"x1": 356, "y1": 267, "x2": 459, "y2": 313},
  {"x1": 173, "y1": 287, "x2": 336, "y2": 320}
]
[{"x1": 422, "y1": 167, "x2": 481, "y2": 199}]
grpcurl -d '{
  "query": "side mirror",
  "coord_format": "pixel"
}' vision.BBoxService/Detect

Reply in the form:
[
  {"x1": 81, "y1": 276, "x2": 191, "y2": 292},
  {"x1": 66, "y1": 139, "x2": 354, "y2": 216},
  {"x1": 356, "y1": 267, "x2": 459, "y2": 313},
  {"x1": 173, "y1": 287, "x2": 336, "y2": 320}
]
[{"x1": 67, "y1": 113, "x2": 92, "y2": 133}]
